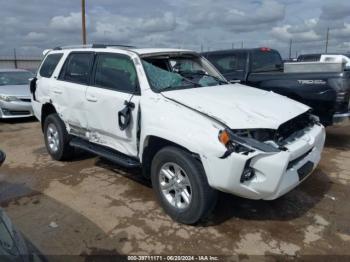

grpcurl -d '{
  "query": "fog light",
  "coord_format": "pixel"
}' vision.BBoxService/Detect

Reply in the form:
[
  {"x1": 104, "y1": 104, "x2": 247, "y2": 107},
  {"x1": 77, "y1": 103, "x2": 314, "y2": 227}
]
[
  {"x1": 1, "y1": 108, "x2": 10, "y2": 115},
  {"x1": 240, "y1": 167, "x2": 255, "y2": 182}
]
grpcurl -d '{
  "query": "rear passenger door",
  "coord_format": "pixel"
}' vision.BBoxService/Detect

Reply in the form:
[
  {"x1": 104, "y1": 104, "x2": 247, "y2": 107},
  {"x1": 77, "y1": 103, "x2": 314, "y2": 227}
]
[
  {"x1": 55, "y1": 52, "x2": 94, "y2": 134},
  {"x1": 85, "y1": 53, "x2": 140, "y2": 157}
]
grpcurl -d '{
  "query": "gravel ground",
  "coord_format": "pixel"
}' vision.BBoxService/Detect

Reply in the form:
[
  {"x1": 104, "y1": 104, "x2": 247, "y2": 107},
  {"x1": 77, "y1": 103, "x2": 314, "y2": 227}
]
[{"x1": 0, "y1": 118, "x2": 349, "y2": 259}]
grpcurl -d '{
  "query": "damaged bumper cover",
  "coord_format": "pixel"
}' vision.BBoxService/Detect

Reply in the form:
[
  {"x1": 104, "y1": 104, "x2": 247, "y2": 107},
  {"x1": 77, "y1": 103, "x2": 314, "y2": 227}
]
[{"x1": 201, "y1": 123, "x2": 325, "y2": 200}]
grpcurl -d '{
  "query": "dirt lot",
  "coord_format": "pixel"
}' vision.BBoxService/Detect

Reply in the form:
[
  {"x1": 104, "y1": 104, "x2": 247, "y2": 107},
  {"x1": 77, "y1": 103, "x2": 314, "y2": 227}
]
[{"x1": 0, "y1": 118, "x2": 350, "y2": 258}]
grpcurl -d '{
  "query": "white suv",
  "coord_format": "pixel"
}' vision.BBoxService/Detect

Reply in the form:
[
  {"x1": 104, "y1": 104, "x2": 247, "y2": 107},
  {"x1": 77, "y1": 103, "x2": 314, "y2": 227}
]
[{"x1": 31, "y1": 45, "x2": 325, "y2": 224}]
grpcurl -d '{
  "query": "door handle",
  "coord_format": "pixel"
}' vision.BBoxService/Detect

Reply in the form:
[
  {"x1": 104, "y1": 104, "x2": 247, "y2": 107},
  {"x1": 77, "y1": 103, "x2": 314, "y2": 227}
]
[
  {"x1": 53, "y1": 89, "x2": 62, "y2": 94},
  {"x1": 86, "y1": 95, "x2": 98, "y2": 102}
]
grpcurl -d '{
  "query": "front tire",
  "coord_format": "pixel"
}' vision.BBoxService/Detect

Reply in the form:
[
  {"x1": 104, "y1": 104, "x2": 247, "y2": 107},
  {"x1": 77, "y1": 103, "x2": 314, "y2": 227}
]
[
  {"x1": 151, "y1": 146, "x2": 218, "y2": 224},
  {"x1": 44, "y1": 113, "x2": 74, "y2": 161}
]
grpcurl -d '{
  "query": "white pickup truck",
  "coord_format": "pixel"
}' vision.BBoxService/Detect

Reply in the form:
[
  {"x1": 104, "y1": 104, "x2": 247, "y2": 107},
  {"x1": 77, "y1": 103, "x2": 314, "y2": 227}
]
[{"x1": 30, "y1": 45, "x2": 325, "y2": 224}]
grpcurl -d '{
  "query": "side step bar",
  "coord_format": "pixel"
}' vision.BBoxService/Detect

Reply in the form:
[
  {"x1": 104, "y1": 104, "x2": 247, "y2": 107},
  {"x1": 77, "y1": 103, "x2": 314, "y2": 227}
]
[{"x1": 70, "y1": 137, "x2": 141, "y2": 168}]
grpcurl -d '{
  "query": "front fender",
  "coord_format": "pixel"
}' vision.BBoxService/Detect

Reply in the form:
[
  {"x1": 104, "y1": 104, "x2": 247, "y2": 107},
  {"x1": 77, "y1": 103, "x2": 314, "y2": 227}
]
[{"x1": 139, "y1": 94, "x2": 226, "y2": 161}]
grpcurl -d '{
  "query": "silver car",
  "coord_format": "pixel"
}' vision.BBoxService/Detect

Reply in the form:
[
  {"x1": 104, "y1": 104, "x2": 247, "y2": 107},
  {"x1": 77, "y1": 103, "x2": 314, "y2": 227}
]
[{"x1": 0, "y1": 69, "x2": 34, "y2": 119}]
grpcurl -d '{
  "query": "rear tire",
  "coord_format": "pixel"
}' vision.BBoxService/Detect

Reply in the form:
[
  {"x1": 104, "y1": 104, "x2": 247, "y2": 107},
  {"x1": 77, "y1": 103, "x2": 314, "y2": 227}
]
[
  {"x1": 151, "y1": 146, "x2": 217, "y2": 224},
  {"x1": 44, "y1": 113, "x2": 74, "y2": 161}
]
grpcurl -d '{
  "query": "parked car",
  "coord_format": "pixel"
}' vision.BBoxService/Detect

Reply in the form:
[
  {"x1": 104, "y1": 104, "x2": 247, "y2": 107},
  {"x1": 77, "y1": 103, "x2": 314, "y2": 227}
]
[
  {"x1": 0, "y1": 150, "x2": 45, "y2": 261},
  {"x1": 31, "y1": 45, "x2": 325, "y2": 224},
  {"x1": 0, "y1": 69, "x2": 34, "y2": 119},
  {"x1": 202, "y1": 48, "x2": 350, "y2": 126}
]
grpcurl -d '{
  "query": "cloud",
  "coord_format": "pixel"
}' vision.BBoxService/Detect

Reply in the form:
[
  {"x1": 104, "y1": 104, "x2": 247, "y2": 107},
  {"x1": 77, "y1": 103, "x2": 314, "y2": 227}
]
[
  {"x1": 271, "y1": 25, "x2": 321, "y2": 42},
  {"x1": 0, "y1": 0, "x2": 349, "y2": 58},
  {"x1": 331, "y1": 23, "x2": 350, "y2": 39},
  {"x1": 49, "y1": 12, "x2": 83, "y2": 33},
  {"x1": 188, "y1": 0, "x2": 285, "y2": 32},
  {"x1": 24, "y1": 32, "x2": 46, "y2": 41},
  {"x1": 91, "y1": 12, "x2": 177, "y2": 43},
  {"x1": 320, "y1": 1, "x2": 350, "y2": 20}
]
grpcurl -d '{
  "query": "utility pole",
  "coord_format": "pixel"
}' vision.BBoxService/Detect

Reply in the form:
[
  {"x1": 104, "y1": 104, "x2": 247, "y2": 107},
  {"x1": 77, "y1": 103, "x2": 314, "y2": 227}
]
[
  {"x1": 201, "y1": 43, "x2": 203, "y2": 52},
  {"x1": 289, "y1": 39, "x2": 292, "y2": 59},
  {"x1": 232, "y1": 43, "x2": 234, "y2": 49},
  {"x1": 13, "y1": 48, "x2": 17, "y2": 69},
  {"x1": 325, "y1": 27, "x2": 330, "y2": 53},
  {"x1": 81, "y1": 0, "x2": 87, "y2": 45},
  {"x1": 241, "y1": 41, "x2": 244, "y2": 48}
]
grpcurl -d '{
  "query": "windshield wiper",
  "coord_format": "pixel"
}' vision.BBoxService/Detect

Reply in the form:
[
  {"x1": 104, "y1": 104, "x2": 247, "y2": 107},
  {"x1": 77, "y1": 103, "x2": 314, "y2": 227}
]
[
  {"x1": 180, "y1": 71, "x2": 228, "y2": 85},
  {"x1": 180, "y1": 75, "x2": 202, "y2": 87}
]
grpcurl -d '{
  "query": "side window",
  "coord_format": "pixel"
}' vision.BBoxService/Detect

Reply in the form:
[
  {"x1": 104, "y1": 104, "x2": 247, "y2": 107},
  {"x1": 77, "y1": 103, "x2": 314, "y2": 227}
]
[
  {"x1": 94, "y1": 54, "x2": 138, "y2": 93},
  {"x1": 61, "y1": 53, "x2": 94, "y2": 85},
  {"x1": 213, "y1": 54, "x2": 246, "y2": 72},
  {"x1": 39, "y1": 53, "x2": 63, "y2": 78}
]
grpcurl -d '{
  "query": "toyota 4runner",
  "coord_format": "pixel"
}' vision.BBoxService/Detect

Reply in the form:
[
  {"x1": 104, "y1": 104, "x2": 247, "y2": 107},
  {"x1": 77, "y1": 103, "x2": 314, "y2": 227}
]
[{"x1": 31, "y1": 45, "x2": 325, "y2": 224}]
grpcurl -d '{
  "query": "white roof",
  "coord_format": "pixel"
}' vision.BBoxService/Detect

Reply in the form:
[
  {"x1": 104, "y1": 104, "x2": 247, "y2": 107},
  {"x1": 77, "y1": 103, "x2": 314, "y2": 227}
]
[{"x1": 48, "y1": 46, "x2": 196, "y2": 56}]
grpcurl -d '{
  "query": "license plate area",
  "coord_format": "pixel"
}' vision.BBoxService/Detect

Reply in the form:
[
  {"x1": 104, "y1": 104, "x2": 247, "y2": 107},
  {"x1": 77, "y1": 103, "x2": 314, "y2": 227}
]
[{"x1": 297, "y1": 161, "x2": 314, "y2": 181}]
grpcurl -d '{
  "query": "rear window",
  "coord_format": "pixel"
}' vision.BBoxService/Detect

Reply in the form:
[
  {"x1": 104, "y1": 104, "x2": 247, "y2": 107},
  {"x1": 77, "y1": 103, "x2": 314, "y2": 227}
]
[
  {"x1": 206, "y1": 53, "x2": 247, "y2": 73},
  {"x1": 39, "y1": 53, "x2": 63, "y2": 78},
  {"x1": 251, "y1": 50, "x2": 283, "y2": 72}
]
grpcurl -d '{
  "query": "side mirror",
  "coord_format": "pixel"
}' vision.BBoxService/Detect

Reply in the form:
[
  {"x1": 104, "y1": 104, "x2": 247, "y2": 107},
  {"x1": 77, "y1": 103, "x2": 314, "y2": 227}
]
[
  {"x1": 29, "y1": 77, "x2": 37, "y2": 101},
  {"x1": 0, "y1": 150, "x2": 6, "y2": 166}
]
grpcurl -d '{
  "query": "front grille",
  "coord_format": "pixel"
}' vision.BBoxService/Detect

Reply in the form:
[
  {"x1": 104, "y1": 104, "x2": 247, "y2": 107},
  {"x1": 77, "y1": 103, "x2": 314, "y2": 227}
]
[{"x1": 276, "y1": 113, "x2": 311, "y2": 142}]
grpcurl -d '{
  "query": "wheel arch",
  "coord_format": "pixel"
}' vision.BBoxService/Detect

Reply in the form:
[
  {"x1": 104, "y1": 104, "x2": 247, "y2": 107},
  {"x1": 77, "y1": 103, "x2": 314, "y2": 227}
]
[
  {"x1": 141, "y1": 135, "x2": 202, "y2": 179},
  {"x1": 41, "y1": 103, "x2": 57, "y2": 132}
]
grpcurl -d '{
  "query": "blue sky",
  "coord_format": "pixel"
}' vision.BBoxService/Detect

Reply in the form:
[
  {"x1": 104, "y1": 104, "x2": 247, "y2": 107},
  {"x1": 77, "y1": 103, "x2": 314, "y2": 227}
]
[{"x1": 0, "y1": 0, "x2": 349, "y2": 57}]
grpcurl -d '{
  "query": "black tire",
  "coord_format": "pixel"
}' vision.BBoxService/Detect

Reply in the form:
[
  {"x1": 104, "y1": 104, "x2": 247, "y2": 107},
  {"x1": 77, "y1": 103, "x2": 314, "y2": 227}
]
[
  {"x1": 151, "y1": 146, "x2": 218, "y2": 224},
  {"x1": 43, "y1": 113, "x2": 74, "y2": 161}
]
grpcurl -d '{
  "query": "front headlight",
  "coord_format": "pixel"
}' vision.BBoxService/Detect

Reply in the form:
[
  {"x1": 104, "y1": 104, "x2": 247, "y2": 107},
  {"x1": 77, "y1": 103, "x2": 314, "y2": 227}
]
[
  {"x1": 0, "y1": 95, "x2": 19, "y2": 102},
  {"x1": 218, "y1": 129, "x2": 280, "y2": 157}
]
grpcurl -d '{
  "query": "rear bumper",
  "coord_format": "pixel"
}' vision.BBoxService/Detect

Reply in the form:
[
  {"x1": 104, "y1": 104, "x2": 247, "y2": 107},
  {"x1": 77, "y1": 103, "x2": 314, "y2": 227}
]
[
  {"x1": 0, "y1": 100, "x2": 34, "y2": 119},
  {"x1": 333, "y1": 112, "x2": 350, "y2": 126},
  {"x1": 202, "y1": 124, "x2": 325, "y2": 200}
]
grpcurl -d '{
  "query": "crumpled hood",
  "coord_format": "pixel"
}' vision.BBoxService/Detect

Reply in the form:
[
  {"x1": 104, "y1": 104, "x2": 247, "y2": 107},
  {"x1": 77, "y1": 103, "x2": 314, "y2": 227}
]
[
  {"x1": 162, "y1": 84, "x2": 310, "y2": 130},
  {"x1": 0, "y1": 85, "x2": 30, "y2": 97}
]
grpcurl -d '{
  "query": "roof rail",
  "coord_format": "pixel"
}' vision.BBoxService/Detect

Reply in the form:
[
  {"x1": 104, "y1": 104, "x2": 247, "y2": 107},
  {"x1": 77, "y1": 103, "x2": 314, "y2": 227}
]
[
  {"x1": 92, "y1": 44, "x2": 136, "y2": 48},
  {"x1": 53, "y1": 44, "x2": 136, "y2": 50}
]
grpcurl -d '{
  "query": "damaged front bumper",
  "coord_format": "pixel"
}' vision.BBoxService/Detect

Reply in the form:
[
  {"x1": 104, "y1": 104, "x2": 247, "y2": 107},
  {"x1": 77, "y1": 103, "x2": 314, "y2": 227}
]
[{"x1": 201, "y1": 124, "x2": 325, "y2": 200}]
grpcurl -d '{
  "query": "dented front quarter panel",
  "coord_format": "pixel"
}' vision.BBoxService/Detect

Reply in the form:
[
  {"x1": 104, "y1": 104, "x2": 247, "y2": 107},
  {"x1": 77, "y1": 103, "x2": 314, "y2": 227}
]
[{"x1": 139, "y1": 90, "x2": 226, "y2": 161}]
